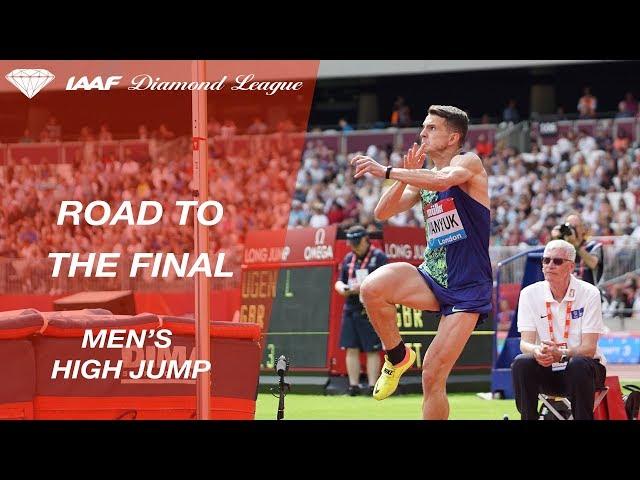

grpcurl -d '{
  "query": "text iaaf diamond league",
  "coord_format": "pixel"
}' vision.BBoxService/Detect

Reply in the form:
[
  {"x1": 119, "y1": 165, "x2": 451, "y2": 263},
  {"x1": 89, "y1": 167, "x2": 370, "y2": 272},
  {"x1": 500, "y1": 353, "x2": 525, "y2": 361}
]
[{"x1": 65, "y1": 73, "x2": 304, "y2": 95}]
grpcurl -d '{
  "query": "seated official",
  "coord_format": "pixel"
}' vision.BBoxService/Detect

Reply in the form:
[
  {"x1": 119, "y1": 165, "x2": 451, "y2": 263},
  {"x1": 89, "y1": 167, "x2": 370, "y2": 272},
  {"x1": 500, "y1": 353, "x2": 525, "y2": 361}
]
[{"x1": 512, "y1": 239, "x2": 607, "y2": 420}]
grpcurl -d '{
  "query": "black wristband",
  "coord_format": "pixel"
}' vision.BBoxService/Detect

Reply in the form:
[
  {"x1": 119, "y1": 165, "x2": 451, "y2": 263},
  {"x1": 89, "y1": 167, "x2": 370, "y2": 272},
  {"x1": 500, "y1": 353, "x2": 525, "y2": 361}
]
[{"x1": 385, "y1": 166, "x2": 392, "y2": 179}]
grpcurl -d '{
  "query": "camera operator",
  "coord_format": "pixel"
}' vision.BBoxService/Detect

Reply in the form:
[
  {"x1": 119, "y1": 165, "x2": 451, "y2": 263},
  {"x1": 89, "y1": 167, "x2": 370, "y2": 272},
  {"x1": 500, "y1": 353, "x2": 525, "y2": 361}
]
[{"x1": 551, "y1": 213, "x2": 603, "y2": 286}]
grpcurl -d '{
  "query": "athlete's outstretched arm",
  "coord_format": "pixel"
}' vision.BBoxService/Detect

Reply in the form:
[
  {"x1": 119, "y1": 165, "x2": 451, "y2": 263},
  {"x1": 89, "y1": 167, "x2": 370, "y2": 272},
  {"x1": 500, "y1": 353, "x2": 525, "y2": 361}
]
[
  {"x1": 353, "y1": 151, "x2": 483, "y2": 192},
  {"x1": 372, "y1": 143, "x2": 425, "y2": 221}
]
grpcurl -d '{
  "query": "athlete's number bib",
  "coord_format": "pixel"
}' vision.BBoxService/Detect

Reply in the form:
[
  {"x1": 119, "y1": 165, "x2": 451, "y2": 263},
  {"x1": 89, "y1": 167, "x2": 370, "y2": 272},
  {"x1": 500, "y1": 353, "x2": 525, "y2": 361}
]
[{"x1": 426, "y1": 197, "x2": 467, "y2": 249}]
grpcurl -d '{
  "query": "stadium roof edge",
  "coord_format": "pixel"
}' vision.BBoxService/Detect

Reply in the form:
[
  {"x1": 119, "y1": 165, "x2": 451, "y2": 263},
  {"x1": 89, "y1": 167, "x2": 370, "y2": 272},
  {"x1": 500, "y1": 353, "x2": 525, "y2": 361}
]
[{"x1": 316, "y1": 60, "x2": 609, "y2": 79}]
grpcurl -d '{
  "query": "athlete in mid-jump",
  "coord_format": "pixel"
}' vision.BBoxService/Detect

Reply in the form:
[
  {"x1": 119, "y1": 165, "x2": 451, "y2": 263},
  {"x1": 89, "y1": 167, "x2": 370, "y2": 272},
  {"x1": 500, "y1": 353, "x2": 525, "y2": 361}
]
[{"x1": 351, "y1": 105, "x2": 492, "y2": 420}]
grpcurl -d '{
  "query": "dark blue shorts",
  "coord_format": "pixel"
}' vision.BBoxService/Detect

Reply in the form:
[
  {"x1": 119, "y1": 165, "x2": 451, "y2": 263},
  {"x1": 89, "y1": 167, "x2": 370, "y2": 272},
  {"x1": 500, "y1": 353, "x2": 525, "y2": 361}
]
[
  {"x1": 340, "y1": 308, "x2": 382, "y2": 352},
  {"x1": 416, "y1": 267, "x2": 492, "y2": 325}
]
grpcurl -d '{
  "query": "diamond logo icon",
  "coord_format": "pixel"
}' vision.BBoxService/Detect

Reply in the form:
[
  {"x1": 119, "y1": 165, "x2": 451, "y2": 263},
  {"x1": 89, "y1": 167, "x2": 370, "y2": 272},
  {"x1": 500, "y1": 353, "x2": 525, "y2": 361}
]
[{"x1": 6, "y1": 69, "x2": 55, "y2": 99}]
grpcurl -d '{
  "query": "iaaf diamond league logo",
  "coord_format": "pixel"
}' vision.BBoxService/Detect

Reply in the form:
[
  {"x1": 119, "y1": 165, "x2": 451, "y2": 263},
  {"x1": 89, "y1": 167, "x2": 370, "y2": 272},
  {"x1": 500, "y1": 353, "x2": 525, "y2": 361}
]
[{"x1": 5, "y1": 69, "x2": 55, "y2": 99}]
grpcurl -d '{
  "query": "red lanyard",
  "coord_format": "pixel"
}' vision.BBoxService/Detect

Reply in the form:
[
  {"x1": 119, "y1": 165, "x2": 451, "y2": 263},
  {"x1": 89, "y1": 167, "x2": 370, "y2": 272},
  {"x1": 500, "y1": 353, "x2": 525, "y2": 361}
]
[
  {"x1": 545, "y1": 301, "x2": 572, "y2": 343},
  {"x1": 348, "y1": 247, "x2": 373, "y2": 281}
]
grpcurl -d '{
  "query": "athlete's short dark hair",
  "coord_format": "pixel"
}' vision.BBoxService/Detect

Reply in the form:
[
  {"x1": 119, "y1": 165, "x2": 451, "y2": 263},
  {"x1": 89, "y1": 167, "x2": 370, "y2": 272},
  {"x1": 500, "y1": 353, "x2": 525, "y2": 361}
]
[{"x1": 428, "y1": 105, "x2": 469, "y2": 147}]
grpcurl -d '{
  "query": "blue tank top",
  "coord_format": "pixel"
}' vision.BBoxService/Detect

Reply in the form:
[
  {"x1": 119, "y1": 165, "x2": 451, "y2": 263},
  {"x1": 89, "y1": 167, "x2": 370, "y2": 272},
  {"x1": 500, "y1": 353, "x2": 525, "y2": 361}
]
[{"x1": 418, "y1": 185, "x2": 492, "y2": 289}]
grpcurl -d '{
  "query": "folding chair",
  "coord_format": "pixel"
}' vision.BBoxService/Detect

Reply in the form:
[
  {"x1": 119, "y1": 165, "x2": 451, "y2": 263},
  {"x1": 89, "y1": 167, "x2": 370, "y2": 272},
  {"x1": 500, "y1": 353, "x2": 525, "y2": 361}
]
[{"x1": 538, "y1": 387, "x2": 609, "y2": 420}]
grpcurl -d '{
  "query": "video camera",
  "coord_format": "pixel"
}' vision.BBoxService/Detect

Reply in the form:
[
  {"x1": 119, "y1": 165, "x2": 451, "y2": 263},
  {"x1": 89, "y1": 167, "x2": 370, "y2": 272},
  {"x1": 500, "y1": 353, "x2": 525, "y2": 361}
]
[{"x1": 557, "y1": 223, "x2": 576, "y2": 240}]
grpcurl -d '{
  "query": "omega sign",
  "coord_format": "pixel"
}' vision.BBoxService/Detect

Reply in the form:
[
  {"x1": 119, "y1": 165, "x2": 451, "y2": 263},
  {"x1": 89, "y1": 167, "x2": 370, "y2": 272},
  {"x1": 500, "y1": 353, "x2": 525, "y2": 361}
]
[{"x1": 304, "y1": 228, "x2": 334, "y2": 261}]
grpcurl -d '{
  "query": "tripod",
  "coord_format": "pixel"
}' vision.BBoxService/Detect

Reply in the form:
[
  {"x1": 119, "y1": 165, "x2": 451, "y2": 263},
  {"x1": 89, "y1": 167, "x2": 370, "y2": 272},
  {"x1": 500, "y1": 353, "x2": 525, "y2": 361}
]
[{"x1": 275, "y1": 355, "x2": 290, "y2": 420}]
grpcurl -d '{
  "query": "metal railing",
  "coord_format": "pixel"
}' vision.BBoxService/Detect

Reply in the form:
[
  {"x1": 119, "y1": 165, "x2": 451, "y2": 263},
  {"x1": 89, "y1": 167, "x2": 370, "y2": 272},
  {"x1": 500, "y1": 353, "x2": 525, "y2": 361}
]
[
  {"x1": 2, "y1": 115, "x2": 638, "y2": 168},
  {"x1": 3, "y1": 243, "x2": 637, "y2": 296},
  {"x1": 495, "y1": 121, "x2": 531, "y2": 152},
  {"x1": 491, "y1": 242, "x2": 640, "y2": 291},
  {"x1": 600, "y1": 247, "x2": 640, "y2": 287},
  {"x1": 1, "y1": 139, "x2": 149, "y2": 164},
  {"x1": 603, "y1": 308, "x2": 640, "y2": 333},
  {"x1": 492, "y1": 244, "x2": 640, "y2": 343},
  {"x1": 492, "y1": 248, "x2": 540, "y2": 366},
  {"x1": 0, "y1": 136, "x2": 191, "y2": 167},
  {"x1": 531, "y1": 116, "x2": 640, "y2": 146},
  {"x1": 1, "y1": 126, "x2": 503, "y2": 168},
  {"x1": 489, "y1": 246, "x2": 530, "y2": 283}
]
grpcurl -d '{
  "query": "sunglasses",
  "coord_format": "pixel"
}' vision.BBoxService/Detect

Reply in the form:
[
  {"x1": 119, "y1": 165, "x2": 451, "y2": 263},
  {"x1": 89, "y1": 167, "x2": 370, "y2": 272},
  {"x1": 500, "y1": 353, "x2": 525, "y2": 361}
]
[{"x1": 542, "y1": 257, "x2": 572, "y2": 266}]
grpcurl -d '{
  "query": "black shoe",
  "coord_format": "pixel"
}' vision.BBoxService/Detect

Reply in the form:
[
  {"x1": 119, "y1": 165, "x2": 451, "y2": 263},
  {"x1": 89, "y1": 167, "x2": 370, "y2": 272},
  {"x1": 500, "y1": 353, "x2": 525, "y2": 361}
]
[
  {"x1": 365, "y1": 386, "x2": 375, "y2": 396},
  {"x1": 348, "y1": 385, "x2": 361, "y2": 396}
]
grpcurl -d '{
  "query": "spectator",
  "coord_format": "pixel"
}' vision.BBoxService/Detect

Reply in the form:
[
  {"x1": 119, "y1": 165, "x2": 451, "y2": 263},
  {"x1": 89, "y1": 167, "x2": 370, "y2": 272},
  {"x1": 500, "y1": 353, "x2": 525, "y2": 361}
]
[
  {"x1": 158, "y1": 123, "x2": 175, "y2": 141},
  {"x1": 621, "y1": 92, "x2": 638, "y2": 116},
  {"x1": 309, "y1": 201, "x2": 329, "y2": 227},
  {"x1": 613, "y1": 130, "x2": 630, "y2": 155},
  {"x1": 39, "y1": 129, "x2": 51, "y2": 143},
  {"x1": 577, "y1": 87, "x2": 597, "y2": 118},
  {"x1": 19, "y1": 129, "x2": 34, "y2": 143},
  {"x1": 98, "y1": 123, "x2": 113, "y2": 142},
  {"x1": 246, "y1": 117, "x2": 268, "y2": 135},
  {"x1": 338, "y1": 118, "x2": 354, "y2": 132},
  {"x1": 475, "y1": 133, "x2": 493, "y2": 158},
  {"x1": 288, "y1": 199, "x2": 308, "y2": 227},
  {"x1": 390, "y1": 96, "x2": 411, "y2": 127},
  {"x1": 138, "y1": 124, "x2": 149, "y2": 140},
  {"x1": 207, "y1": 117, "x2": 221, "y2": 136},
  {"x1": 327, "y1": 198, "x2": 346, "y2": 225},
  {"x1": 503, "y1": 99, "x2": 520, "y2": 123},
  {"x1": 44, "y1": 116, "x2": 62, "y2": 141},
  {"x1": 569, "y1": 152, "x2": 590, "y2": 178},
  {"x1": 576, "y1": 130, "x2": 597, "y2": 156},
  {"x1": 78, "y1": 126, "x2": 93, "y2": 142},
  {"x1": 594, "y1": 125, "x2": 613, "y2": 151},
  {"x1": 277, "y1": 118, "x2": 296, "y2": 133},
  {"x1": 616, "y1": 101, "x2": 633, "y2": 119}
]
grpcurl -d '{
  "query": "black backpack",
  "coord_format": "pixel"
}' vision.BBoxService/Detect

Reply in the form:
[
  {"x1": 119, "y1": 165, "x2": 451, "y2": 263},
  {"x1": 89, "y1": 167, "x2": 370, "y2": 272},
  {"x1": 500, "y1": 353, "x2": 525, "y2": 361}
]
[{"x1": 623, "y1": 385, "x2": 640, "y2": 420}]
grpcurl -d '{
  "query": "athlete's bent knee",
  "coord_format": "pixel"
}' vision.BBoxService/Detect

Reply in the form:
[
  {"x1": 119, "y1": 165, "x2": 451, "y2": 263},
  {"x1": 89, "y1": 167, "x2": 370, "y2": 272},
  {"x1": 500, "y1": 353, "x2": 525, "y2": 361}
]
[{"x1": 360, "y1": 275, "x2": 385, "y2": 305}]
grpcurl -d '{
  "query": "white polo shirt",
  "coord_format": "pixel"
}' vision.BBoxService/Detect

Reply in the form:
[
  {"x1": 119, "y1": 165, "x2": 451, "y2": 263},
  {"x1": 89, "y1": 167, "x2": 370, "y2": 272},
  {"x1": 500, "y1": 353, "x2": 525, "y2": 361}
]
[{"x1": 517, "y1": 274, "x2": 607, "y2": 366}]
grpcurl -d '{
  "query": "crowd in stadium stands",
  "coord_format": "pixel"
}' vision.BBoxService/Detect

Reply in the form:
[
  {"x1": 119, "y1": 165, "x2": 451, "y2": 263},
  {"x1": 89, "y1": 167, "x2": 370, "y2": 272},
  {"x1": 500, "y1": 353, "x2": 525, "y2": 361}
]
[
  {"x1": 1, "y1": 88, "x2": 640, "y2": 304},
  {"x1": 289, "y1": 123, "x2": 640, "y2": 244},
  {"x1": 286, "y1": 92, "x2": 640, "y2": 319},
  {"x1": 0, "y1": 126, "x2": 307, "y2": 293}
]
